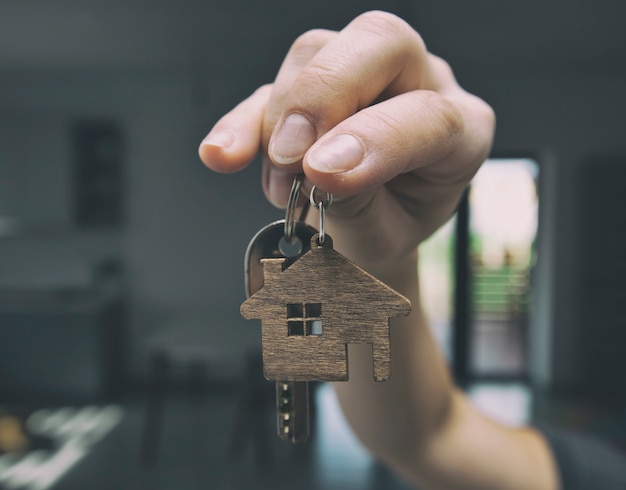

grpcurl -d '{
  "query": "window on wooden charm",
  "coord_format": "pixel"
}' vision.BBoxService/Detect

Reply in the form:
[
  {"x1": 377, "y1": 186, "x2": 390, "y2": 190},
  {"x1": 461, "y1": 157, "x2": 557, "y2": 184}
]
[{"x1": 287, "y1": 303, "x2": 322, "y2": 336}]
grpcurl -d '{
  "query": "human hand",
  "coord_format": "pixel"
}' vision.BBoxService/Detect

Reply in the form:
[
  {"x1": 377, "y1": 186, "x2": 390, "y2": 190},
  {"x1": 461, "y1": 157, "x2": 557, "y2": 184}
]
[{"x1": 199, "y1": 10, "x2": 494, "y2": 269}]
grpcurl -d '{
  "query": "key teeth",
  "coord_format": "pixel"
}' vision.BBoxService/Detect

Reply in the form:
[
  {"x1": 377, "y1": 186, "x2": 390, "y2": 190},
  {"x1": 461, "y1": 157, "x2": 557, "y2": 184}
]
[{"x1": 276, "y1": 381, "x2": 310, "y2": 443}]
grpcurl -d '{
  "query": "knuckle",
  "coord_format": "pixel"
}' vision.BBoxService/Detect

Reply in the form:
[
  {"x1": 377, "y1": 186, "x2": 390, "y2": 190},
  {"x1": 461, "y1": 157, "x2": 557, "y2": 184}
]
[
  {"x1": 298, "y1": 62, "x2": 343, "y2": 91},
  {"x1": 254, "y1": 83, "x2": 273, "y2": 97},
  {"x1": 424, "y1": 91, "x2": 465, "y2": 143},
  {"x1": 295, "y1": 62, "x2": 359, "y2": 112},
  {"x1": 478, "y1": 99, "x2": 496, "y2": 133},
  {"x1": 352, "y1": 10, "x2": 424, "y2": 47},
  {"x1": 428, "y1": 54, "x2": 456, "y2": 85},
  {"x1": 463, "y1": 95, "x2": 496, "y2": 160},
  {"x1": 353, "y1": 10, "x2": 407, "y2": 34},
  {"x1": 476, "y1": 100, "x2": 496, "y2": 159},
  {"x1": 290, "y1": 28, "x2": 335, "y2": 56}
]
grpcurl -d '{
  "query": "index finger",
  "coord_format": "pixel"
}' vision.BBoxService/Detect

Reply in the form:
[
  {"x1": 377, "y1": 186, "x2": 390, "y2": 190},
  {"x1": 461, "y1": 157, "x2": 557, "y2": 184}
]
[{"x1": 267, "y1": 11, "x2": 437, "y2": 167}]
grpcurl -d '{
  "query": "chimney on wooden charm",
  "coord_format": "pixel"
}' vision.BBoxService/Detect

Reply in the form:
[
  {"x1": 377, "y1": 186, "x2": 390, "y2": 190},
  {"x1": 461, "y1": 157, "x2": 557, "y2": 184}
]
[{"x1": 261, "y1": 258, "x2": 286, "y2": 285}]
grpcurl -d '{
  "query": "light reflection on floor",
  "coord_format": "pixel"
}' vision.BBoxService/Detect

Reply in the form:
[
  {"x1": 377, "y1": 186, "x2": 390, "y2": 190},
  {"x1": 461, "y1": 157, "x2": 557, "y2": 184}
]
[
  {"x1": 0, "y1": 405, "x2": 123, "y2": 490},
  {"x1": 0, "y1": 383, "x2": 532, "y2": 489},
  {"x1": 313, "y1": 383, "x2": 373, "y2": 487}
]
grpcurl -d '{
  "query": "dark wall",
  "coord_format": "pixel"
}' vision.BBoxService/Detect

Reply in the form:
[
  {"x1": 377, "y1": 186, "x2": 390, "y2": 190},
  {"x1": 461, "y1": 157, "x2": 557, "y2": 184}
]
[{"x1": 1, "y1": 0, "x2": 626, "y2": 392}]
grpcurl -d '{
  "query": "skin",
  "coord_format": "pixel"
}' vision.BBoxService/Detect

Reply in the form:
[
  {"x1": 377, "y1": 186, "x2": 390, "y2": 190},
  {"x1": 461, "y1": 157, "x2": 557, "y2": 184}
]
[{"x1": 199, "y1": 11, "x2": 559, "y2": 490}]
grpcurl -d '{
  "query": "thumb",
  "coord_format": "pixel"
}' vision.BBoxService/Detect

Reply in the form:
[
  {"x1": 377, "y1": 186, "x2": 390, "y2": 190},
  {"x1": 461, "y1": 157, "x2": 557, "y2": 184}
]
[{"x1": 301, "y1": 89, "x2": 471, "y2": 197}]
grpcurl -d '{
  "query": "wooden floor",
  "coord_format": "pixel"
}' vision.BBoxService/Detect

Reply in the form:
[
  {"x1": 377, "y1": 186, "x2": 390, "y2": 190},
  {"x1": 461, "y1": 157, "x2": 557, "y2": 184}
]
[
  {"x1": 0, "y1": 381, "x2": 535, "y2": 490},
  {"x1": 2, "y1": 334, "x2": 625, "y2": 489}
]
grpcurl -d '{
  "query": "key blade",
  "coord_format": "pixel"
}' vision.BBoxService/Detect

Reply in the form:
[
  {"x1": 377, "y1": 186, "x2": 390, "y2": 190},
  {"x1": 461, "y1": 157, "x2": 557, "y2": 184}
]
[{"x1": 276, "y1": 381, "x2": 309, "y2": 443}]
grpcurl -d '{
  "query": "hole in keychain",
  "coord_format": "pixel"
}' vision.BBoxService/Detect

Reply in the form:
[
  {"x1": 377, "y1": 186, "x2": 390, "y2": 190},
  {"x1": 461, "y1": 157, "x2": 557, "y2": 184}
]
[{"x1": 278, "y1": 236, "x2": 303, "y2": 257}]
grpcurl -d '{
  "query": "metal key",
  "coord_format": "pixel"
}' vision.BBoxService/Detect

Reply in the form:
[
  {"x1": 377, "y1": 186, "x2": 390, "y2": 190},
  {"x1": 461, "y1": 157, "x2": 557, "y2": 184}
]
[{"x1": 244, "y1": 219, "x2": 317, "y2": 443}]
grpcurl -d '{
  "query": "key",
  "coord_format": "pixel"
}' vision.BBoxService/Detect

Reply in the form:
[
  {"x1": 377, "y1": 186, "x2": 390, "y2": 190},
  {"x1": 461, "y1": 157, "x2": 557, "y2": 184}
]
[
  {"x1": 241, "y1": 182, "x2": 410, "y2": 442},
  {"x1": 275, "y1": 381, "x2": 309, "y2": 443},
  {"x1": 244, "y1": 219, "x2": 317, "y2": 443}
]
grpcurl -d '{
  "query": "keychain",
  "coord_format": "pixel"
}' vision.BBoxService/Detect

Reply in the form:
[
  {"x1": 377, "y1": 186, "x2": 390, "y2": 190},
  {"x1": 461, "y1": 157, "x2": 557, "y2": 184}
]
[
  {"x1": 242, "y1": 175, "x2": 315, "y2": 442},
  {"x1": 241, "y1": 175, "x2": 411, "y2": 442}
]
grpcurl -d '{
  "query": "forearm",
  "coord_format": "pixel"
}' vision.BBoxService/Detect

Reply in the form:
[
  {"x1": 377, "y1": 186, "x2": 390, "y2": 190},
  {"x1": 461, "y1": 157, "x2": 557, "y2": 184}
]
[
  {"x1": 331, "y1": 251, "x2": 559, "y2": 490},
  {"x1": 331, "y1": 249, "x2": 454, "y2": 483}
]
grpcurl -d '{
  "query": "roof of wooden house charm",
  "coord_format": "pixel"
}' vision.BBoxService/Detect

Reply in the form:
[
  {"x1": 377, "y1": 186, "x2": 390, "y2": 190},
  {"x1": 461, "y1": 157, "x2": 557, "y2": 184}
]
[{"x1": 240, "y1": 235, "x2": 411, "y2": 382}]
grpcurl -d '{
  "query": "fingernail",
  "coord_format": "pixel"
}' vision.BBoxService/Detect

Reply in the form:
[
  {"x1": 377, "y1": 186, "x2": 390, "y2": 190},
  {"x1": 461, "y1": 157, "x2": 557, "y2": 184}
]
[
  {"x1": 270, "y1": 113, "x2": 316, "y2": 164},
  {"x1": 307, "y1": 134, "x2": 364, "y2": 173},
  {"x1": 201, "y1": 129, "x2": 235, "y2": 148}
]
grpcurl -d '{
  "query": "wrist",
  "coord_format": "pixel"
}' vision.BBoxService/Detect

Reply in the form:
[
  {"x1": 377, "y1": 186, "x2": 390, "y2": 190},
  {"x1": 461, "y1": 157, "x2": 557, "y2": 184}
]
[{"x1": 365, "y1": 249, "x2": 418, "y2": 291}]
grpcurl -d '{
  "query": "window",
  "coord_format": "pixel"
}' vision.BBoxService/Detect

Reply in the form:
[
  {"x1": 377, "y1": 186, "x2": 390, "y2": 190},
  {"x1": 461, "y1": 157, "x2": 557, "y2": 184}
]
[
  {"x1": 468, "y1": 158, "x2": 538, "y2": 378},
  {"x1": 419, "y1": 157, "x2": 540, "y2": 382},
  {"x1": 287, "y1": 303, "x2": 322, "y2": 336}
]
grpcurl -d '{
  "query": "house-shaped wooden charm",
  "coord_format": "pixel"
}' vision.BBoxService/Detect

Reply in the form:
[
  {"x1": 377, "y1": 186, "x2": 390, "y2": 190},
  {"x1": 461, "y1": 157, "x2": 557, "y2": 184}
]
[{"x1": 241, "y1": 235, "x2": 411, "y2": 382}]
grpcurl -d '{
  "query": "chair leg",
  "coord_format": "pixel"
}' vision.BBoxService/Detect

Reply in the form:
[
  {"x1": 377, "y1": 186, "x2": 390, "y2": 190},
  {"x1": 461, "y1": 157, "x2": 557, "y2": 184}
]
[
  {"x1": 187, "y1": 360, "x2": 208, "y2": 406},
  {"x1": 229, "y1": 350, "x2": 274, "y2": 470},
  {"x1": 139, "y1": 351, "x2": 169, "y2": 467}
]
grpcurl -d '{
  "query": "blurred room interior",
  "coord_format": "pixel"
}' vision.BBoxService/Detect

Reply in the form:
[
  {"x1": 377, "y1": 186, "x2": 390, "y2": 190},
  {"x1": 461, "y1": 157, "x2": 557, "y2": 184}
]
[{"x1": 1, "y1": 0, "x2": 625, "y2": 488}]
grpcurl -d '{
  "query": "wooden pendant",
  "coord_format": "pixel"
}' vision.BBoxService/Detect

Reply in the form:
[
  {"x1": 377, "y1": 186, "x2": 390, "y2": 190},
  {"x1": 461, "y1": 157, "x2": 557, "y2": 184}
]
[{"x1": 241, "y1": 234, "x2": 411, "y2": 382}]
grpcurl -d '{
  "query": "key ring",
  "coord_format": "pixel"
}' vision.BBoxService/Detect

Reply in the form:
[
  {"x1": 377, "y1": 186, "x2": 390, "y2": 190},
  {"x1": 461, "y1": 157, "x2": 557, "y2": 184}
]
[
  {"x1": 309, "y1": 186, "x2": 333, "y2": 244},
  {"x1": 284, "y1": 174, "x2": 305, "y2": 243}
]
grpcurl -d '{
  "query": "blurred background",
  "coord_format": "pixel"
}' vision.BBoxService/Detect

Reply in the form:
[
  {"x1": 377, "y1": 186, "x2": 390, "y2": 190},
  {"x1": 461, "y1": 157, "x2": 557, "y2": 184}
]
[{"x1": 0, "y1": 0, "x2": 625, "y2": 488}]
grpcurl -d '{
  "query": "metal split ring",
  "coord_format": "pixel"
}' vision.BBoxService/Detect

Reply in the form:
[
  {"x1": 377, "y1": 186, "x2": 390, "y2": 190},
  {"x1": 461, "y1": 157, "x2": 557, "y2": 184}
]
[
  {"x1": 309, "y1": 186, "x2": 333, "y2": 210},
  {"x1": 284, "y1": 174, "x2": 305, "y2": 242},
  {"x1": 309, "y1": 186, "x2": 333, "y2": 244}
]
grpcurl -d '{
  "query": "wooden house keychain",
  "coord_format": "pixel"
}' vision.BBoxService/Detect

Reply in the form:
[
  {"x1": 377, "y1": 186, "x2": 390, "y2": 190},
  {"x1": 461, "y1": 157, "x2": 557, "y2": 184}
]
[{"x1": 241, "y1": 175, "x2": 411, "y2": 443}]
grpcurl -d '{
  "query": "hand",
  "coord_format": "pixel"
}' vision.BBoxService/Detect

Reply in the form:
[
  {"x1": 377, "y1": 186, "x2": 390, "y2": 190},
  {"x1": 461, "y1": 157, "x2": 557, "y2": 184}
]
[
  {"x1": 199, "y1": 14, "x2": 562, "y2": 490},
  {"x1": 199, "y1": 10, "x2": 495, "y2": 269}
]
